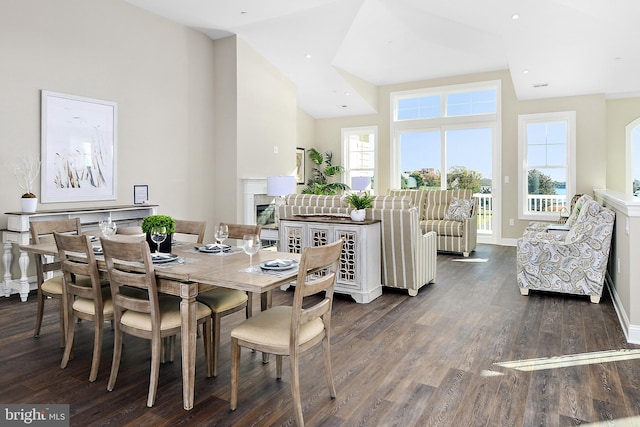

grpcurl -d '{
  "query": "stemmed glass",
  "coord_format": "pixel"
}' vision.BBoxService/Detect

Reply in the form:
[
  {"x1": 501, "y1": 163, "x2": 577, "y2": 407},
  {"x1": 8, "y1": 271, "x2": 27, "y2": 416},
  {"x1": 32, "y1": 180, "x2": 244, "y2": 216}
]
[
  {"x1": 150, "y1": 226, "x2": 167, "y2": 254},
  {"x1": 214, "y1": 224, "x2": 229, "y2": 247},
  {"x1": 100, "y1": 218, "x2": 117, "y2": 239},
  {"x1": 242, "y1": 234, "x2": 261, "y2": 271}
]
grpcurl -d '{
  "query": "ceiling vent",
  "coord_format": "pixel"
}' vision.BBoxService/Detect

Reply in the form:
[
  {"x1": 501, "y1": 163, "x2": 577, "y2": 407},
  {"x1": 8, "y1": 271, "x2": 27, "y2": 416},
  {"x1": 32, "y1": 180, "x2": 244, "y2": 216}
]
[{"x1": 533, "y1": 83, "x2": 549, "y2": 88}]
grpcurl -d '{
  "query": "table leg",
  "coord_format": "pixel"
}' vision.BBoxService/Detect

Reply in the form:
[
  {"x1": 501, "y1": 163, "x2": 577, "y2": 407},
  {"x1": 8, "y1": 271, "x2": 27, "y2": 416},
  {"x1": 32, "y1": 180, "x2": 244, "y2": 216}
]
[
  {"x1": 261, "y1": 290, "x2": 273, "y2": 363},
  {"x1": 3, "y1": 243, "x2": 12, "y2": 297},
  {"x1": 180, "y1": 284, "x2": 197, "y2": 411}
]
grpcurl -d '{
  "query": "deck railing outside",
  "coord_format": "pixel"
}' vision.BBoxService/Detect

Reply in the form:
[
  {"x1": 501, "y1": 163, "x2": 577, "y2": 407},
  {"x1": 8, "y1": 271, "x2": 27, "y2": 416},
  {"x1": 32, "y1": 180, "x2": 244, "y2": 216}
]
[{"x1": 472, "y1": 193, "x2": 567, "y2": 235}]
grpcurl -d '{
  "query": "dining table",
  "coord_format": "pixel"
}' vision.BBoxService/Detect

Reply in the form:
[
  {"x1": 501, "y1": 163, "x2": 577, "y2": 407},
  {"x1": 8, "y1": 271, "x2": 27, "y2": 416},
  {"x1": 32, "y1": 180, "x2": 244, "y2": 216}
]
[{"x1": 20, "y1": 236, "x2": 301, "y2": 410}]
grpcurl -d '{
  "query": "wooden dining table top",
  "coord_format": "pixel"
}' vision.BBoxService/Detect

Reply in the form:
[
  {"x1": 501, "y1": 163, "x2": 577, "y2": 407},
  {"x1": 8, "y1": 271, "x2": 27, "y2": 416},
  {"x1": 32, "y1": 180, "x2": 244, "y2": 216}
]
[{"x1": 20, "y1": 237, "x2": 302, "y2": 293}]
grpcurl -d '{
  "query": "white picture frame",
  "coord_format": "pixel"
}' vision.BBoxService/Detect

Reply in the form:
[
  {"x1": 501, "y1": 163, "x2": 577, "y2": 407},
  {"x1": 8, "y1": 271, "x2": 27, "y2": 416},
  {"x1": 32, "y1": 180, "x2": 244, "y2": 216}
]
[{"x1": 41, "y1": 90, "x2": 117, "y2": 203}]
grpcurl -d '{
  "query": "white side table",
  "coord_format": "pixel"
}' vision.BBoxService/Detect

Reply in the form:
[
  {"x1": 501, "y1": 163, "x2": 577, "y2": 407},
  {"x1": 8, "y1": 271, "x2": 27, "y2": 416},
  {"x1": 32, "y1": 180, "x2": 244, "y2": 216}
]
[{"x1": 279, "y1": 216, "x2": 382, "y2": 303}]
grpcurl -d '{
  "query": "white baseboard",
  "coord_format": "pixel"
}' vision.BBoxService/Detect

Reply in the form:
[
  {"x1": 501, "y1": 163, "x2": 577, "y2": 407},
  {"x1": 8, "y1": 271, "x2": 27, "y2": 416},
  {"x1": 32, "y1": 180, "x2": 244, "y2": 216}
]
[{"x1": 607, "y1": 276, "x2": 640, "y2": 344}]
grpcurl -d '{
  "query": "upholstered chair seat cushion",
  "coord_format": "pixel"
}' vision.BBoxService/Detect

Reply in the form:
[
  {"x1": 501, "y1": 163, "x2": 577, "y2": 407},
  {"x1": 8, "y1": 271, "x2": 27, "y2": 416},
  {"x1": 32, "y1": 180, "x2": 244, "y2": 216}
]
[
  {"x1": 197, "y1": 288, "x2": 248, "y2": 312},
  {"x1": 231, "y1": 306, "x2": 324, "y2": 347},
  {"x1": 121, "y1": 300, "x2": 211, "y2": 332},
  {"x1": 42, "y1": 275, "x2": 93, "y2": 295},
  {"x1": 73, "y1": 287, "x2": 114, "y2": 316},
  {"x1": 423, "y1": 219, "x2": 464, "y2": 237}
]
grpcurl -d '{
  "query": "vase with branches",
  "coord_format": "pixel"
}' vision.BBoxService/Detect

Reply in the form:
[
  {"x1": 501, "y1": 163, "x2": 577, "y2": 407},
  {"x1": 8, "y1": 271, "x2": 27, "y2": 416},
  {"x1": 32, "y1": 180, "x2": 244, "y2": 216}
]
[
  {"x1": 302, "y1": 148, "x2": 349, "y2": 195},
  {"x1": 11, "y1": 155, "x2": 40, "y2": 213}
]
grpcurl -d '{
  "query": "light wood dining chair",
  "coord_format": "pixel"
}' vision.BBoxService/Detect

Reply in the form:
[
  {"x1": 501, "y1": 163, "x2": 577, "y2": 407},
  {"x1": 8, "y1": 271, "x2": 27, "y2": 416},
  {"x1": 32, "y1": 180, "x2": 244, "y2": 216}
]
[
  {"x1": 230, "y1": 239, "x2": 343, "y2": 427},
  {"x1": 30, "y1": 218, "x2": 85, "y2": 347},
  {"x1": 174, "y1": 219, "x2": 206, "y2": 244},
  {"x1": 54, "y1": 232, "x2": 111, "y2": 382},
  {"x1": 195, "y1": 222, "x2": 261, "y2": 377},
  {"x1": 101, "y1": 238, "x2": 213, "y2": 407}
]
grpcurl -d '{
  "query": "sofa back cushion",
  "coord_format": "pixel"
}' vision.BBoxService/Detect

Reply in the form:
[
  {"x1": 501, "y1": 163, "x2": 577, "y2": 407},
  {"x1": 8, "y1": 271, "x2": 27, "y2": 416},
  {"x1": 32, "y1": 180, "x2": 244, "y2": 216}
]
[
  {"x1": 284, "y1": 194, "x2": 346, "y2": 208},
  {"x1": 371, "y1": 195, "x2": 412, "y2": 210},
  {"x1": 423, "y1": 189, "x2": 473, "y2": 220},
  {"x1": 388, "y1": 190, "x2": 425, "y2": 215}
]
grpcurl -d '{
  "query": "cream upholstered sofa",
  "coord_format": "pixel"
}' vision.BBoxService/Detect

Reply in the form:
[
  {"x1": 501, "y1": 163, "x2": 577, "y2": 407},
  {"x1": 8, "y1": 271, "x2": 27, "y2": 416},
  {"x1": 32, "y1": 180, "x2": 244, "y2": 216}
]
[
  {"x1": 278, "y1": 194, "x2": 437, "y2": 296},
  {"x1": 516, "y1": 198, "x2": 615, "y2": 303},
  {"x1": 388, "y1": 189, "x2": 478, "y2": 257}
]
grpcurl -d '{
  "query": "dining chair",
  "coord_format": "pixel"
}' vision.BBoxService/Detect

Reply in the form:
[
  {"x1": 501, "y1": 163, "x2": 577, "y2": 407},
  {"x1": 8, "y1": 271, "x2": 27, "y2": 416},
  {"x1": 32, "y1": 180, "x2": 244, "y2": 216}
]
[
  {"x1": 101, "y1": 238, "x2": 213, "y2": 407},
  {"x1": 116, "y1": 225, "x2": 143, "y2": 235},
  {"x1": 195, "y1": 222, "x2": 261, "y2": 377},
  {"x1": 174, "y1": 219, "x2": 206, "y2": 244},
  {"x1": 230, "y1": 238, "x2": 343, "y2": 427},
  {"x1": 54, "y1": 232, "x2": 111, "y2": 382},
  {"x1": 30, "y1": 218, "x2": 85, "y2": 347}
]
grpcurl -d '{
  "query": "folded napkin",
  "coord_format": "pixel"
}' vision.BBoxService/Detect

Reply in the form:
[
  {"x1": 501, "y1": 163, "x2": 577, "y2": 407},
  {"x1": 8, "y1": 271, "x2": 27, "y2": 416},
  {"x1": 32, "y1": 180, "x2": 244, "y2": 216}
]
[
  {"x1": 263, "y1": 259, "x2": 295, "y2": 268},
  {"x1": 152, "y1": 253, "x2": 175, "y2": 260},
  {"x1": 92, "y1": 246, "x2": 103, "y2": 254},
  {"x1": 200, "y1": 243, "x2": 231, "y2": 252}
]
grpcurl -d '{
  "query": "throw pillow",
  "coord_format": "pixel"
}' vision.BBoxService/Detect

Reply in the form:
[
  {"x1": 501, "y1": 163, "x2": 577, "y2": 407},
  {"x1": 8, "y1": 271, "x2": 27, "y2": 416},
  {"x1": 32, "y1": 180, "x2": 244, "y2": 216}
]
[{"x1": 444, "y1": 197, "x2": 473, "y2": 222}]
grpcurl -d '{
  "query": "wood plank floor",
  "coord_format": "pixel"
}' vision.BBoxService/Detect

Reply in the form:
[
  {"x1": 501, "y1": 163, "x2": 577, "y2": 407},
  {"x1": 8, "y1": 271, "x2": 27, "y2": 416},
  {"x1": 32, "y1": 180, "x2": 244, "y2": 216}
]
[{"x1": 2, "y1": 244, "x2": 639, "y2": 426}]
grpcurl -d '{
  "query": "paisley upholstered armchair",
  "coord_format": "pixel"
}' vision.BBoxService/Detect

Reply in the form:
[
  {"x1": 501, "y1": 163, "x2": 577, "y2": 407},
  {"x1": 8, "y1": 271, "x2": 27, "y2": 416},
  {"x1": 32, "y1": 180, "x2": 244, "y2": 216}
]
[{"x1": 516, "y1": 199, "x2": 615, "y2": 303}]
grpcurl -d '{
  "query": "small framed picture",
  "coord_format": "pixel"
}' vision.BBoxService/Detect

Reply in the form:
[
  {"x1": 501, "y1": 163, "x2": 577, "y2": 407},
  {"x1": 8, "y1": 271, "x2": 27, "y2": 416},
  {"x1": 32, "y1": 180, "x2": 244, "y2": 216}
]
[{"x1": 133, "y1": 185, "x2": 149, "y2": 204}]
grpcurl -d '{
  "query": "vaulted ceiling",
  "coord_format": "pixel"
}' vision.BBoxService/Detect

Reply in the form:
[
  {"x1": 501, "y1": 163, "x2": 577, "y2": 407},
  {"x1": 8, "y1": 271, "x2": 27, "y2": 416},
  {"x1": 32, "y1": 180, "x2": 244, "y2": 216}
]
[{"x1": 125, "y1": 0, "x2": 640, "y2": 118}]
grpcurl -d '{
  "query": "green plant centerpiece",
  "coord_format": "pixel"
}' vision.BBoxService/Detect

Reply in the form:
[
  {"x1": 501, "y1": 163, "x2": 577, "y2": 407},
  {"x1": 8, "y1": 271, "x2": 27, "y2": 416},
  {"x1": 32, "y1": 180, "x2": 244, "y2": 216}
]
[
  {"x1": 141, "y1": 215, "x2": 176, "y2": 253},
  {"x1": 302, "y1": 148, "x2": 349, "y2": 195},
  {"x1": 345, "y1": 193, "x2": 374, "y2": 221}
]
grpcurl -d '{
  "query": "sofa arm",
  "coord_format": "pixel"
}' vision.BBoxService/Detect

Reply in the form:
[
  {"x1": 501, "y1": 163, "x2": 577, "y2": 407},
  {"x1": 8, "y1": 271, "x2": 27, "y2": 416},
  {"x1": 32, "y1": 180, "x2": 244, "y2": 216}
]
[{"x1": 415, "y1": 231, "x2": 437, "y2": 288}]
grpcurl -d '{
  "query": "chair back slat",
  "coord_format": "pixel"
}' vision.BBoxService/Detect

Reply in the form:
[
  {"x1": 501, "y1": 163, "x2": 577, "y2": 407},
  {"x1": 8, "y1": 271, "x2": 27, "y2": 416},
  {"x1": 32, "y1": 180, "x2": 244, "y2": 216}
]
[
  {"x1": 101, "y1": 239, "x2": 158, "y2": 317},
  {"x1": 53, "y1": 232, "x2": 104, "y2": 310},
  {"x1": 223, "y1": 223, "x2": 262, "y2": 240},
  {"x1": 291, "y1": 239, "x2": 343, "y2": 340},
  {"x1": 174, "y1": 219, "x2": 206, "y2": 244},
  {"x1": 31, "y1": 219, "x2": 83, "y2": 279}
]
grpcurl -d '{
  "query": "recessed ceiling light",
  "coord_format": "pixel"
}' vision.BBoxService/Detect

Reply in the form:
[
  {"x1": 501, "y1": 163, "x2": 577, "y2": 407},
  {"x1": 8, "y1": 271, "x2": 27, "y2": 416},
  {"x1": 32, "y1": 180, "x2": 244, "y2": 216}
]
[
  {"x1": 523, "y1": 70, "x2": 529, "y2": 74},
  {"x1": 344, "y1": 92, "x2": 350, "y2": 96},
  {"x1": 240, "y1": 11, "x2": 247, "y2": 15},
  {"x1": 512, "y1": 14, "x2": 520, "y2": 20},
  {"x1": 341, "y1": 105, "x2": 348, "y2": 108},
  {"x1": 305, "y1": 54, "x2": 311, "y2": 59}
]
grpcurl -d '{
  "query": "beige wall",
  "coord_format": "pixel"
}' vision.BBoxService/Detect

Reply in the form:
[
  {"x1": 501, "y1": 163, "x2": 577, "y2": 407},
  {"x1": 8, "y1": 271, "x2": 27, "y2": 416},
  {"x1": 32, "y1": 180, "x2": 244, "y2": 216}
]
[
  {"x1": 315, "y1": 70, "x2": 608, "y2": 241},
  {"x1": 606, "y1": 98, "x2": 640, "y2": 193},
  {"x1": 0, "y1": 0, "x2": 218, "y2": 279}
]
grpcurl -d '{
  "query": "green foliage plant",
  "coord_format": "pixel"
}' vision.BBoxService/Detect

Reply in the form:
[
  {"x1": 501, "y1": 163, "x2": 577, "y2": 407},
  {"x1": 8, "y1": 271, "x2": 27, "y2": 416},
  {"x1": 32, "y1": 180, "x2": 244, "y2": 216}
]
[
  {"x1": 345, "y1": 193, "x2": 374, "y2": 210},
  {"x1": 302, "y1": 148, "x2": 349, "y2": 195},
  {"x1": 141, "y1": 215, "x2": 176, "y2": 234}
]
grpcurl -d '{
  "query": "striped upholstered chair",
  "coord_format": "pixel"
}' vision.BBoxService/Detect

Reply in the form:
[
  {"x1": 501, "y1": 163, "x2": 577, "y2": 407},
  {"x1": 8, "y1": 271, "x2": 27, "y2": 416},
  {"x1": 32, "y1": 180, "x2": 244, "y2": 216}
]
[{"x1": 366, "y1": 196, "x2": 437, "y2": 296}]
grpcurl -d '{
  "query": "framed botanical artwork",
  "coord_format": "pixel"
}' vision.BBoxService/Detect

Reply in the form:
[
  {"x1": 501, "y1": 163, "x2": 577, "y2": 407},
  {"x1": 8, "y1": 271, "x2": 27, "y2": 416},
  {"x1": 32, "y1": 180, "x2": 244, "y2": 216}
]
[
  {"x1": 295, "y1": 147, "x2": 305, "y2": 184},
  {"x1": 133, "y1": 185, "x2": 149, "y2": 204},
  {"x1": 40, "y1": 90, "x2": 117, "y2": 203}
]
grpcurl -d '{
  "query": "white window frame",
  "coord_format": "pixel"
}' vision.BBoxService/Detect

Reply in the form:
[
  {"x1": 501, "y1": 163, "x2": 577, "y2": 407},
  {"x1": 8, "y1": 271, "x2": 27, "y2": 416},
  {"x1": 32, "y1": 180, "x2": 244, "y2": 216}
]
[
  {"x1": 518, "y1": 111, "x2": 576, "y2": 221},
  {"x1": 341, "y1": 126, "x2": 378, "y2": 194}
]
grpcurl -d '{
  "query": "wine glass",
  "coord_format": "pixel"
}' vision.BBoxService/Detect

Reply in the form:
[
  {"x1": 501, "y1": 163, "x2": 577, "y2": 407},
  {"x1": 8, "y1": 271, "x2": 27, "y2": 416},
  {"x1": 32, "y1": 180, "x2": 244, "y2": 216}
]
[
  {"x1": 98, "y1": 218, "x2": 109, "y2": 234},
  {"x1": 101, "y1": 219, "x2": 117, "y2": 239},
  {"x1": 150, "y1": 226, "x2": 167, "y2": 254},
  {"x1": 214, "y1": 224, "x2": 229, "y2": 247},
  {"x1": 242, "y1": 234, "x2": 261, "y2": 271}
]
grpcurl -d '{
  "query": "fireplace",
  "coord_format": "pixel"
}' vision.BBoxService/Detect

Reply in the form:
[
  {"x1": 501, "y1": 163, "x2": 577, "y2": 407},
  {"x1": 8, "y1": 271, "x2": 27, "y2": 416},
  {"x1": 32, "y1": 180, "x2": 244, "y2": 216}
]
[{"x1": 256, "y1": 201, "x2": 276, "y2": 226}]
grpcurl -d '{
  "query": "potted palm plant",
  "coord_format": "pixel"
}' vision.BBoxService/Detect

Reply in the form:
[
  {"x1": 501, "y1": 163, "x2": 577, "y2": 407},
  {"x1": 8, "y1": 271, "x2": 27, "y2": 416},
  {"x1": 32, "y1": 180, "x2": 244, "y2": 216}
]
[
  {"x1": 11, "y1": 155, "x2": 40, "y2": 213},
  {"x1": 345, "y1": 193, "x2": 374, "y2": 221},
  {"x1": 141, "y1": 215, "x2": 176, "y2": 253}
]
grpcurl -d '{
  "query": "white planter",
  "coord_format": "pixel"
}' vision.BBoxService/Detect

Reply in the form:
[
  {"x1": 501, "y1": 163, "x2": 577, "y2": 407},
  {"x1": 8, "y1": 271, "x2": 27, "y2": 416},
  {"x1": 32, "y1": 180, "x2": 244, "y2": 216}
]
[
  {"x1": 350, "y1": 209, "x2": 366, "y2": 222},
  {"x1": 21, "y1": 197, "x2": 38, "y2": 213}
]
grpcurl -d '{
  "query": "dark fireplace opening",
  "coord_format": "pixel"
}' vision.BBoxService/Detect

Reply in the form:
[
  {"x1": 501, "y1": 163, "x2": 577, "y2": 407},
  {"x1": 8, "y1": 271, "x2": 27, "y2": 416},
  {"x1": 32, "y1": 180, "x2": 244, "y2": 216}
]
[{"x1": 256, "y1": 203, "x2": 276, "y2": 226}]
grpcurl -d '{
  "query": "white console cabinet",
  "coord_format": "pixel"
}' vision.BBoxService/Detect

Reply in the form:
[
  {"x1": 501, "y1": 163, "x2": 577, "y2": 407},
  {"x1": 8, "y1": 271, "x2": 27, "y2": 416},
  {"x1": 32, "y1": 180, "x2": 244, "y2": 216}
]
[
  {"x1": 2, "y1": 204, "x2": 157, "y2": 301},
  {"x1": 279, "y1": 217, "x2": 382, "y2": 303}
]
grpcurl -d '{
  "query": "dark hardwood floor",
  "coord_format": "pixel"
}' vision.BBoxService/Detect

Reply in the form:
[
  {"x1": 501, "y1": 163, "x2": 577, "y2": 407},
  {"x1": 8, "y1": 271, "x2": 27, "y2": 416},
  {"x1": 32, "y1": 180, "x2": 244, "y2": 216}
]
[{"x1": 2, "y1": 244, "x2": 639, "y2": 426}]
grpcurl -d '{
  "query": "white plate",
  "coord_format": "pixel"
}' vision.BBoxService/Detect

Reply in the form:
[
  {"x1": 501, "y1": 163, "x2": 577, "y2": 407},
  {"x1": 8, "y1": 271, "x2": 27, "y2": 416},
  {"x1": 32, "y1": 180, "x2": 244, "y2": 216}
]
[
  {"x1": 152, "y1": 253, "x2": 179, "y2": 264},
  {"x1": 259, "y1": 259, "x2": 298, "y2": 271},
  {"x1": 197, "y1": 244, "x2": 231, "y2": 253}
]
